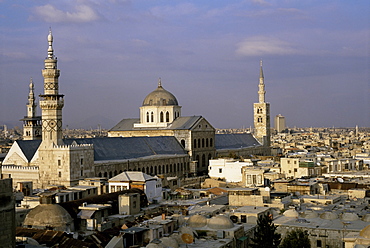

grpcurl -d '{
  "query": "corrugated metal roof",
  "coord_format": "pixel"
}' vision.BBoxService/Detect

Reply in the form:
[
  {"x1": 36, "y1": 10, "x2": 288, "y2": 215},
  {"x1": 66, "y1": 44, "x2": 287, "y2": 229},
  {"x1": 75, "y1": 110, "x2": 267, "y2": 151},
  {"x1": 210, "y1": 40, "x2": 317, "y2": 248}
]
[
  {"x1": 109, "y1": 171, "x2": 155, "y2": 182},
  {"x1": 215, "y1": 133, "x2": 261, "y2": 150}
]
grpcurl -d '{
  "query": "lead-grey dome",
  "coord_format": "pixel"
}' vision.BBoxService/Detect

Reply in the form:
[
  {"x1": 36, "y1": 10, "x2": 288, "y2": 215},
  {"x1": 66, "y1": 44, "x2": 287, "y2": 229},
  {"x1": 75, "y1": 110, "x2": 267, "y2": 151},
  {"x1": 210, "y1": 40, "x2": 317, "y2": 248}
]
[{"x1": 143, "y1": 80, "x2": 178, "y2": 106}]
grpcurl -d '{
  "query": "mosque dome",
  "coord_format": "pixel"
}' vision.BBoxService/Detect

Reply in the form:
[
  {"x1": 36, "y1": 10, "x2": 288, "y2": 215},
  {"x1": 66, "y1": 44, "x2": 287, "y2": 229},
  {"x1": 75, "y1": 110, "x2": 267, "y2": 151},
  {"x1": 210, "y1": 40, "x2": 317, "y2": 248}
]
[
  {"x1": 299, "y1": 209, "x2": 318, "y2": 219},
  {"x1": 143, "y1": 79, "x2": 178, "y2": 106},
  {"x1": 160, "y1": 237, "x2": 179, "y2": 248},
  {"x1": 320, "y1": 211, "x2": 338, "y2": 220},
  {"x1": 23, "y1": 204, "x2": 74, "y2": 232},
  {"x1": 340, "y1": 212, "x2": 359, "y2": 221},
  {"x1": 208, "y1": 215, "x2": 234, "y2": 230},
  {"x1": 284, "y1": 209, "x2": 299, "y2": 218},
  {"x1": 188, "y1": 214, "x2": 207, "y2": 228}
]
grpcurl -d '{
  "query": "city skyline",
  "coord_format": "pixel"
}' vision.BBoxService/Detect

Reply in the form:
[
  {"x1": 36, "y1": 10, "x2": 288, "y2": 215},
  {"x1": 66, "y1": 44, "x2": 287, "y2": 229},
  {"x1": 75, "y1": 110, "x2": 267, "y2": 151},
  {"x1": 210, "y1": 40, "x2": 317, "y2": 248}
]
[{"x1": 0, "y1": 0, "x2": 369, "y2": 129}]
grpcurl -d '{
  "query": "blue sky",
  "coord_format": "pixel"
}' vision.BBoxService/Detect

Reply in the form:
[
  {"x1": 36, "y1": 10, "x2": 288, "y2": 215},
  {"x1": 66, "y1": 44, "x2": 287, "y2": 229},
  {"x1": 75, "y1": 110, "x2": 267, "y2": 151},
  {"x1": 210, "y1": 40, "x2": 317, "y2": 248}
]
[{"x1": 0, "y1": 0, "x2": 369, "y2": 129}]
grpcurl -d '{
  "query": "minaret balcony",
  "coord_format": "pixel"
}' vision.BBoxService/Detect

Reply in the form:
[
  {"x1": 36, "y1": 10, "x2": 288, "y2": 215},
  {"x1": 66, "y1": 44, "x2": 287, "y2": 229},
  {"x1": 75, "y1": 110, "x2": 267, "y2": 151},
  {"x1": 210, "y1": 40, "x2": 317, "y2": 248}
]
[{"x1": 39, "y1": 98, "x2": 64, "y2": 109}]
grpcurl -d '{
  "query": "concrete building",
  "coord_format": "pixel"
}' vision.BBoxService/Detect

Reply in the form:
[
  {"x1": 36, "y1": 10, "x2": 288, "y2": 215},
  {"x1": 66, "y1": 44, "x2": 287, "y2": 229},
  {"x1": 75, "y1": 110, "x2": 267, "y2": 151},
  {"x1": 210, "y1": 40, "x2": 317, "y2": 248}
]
[
  {"x1": 108, "y1": 171, "x2": 162, "y2": 203},
  {"x1": 0, "y1": 177, "x2": 15, "y2": 248},
  {"x1": 275, "y1": 114, "x2": 286, "y2": 133},
  {"x1": 280, "y1": 157, "x2": 322, "y2": 178},
  {"x1": 208, "y1": 158, "x2": 253, "y2": 183}
]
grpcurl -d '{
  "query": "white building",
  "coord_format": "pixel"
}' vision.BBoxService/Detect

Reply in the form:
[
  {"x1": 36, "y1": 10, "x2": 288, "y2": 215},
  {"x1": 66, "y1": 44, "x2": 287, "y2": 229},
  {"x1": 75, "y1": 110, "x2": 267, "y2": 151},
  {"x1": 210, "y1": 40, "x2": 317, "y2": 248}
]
[
  {"x1": 108, "y1": 171, "x2": 162, "y2": 203},
  {"x1": 208, "y1": 158, "x2": 253, "y2": 183}
]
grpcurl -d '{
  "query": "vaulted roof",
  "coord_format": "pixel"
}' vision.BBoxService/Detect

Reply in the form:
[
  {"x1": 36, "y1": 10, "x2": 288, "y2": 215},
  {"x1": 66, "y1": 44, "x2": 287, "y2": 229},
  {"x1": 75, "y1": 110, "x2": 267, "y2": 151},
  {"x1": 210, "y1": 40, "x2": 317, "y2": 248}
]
[{"x1": 215, "y1": 133, "x2": 261, "y2": 150}]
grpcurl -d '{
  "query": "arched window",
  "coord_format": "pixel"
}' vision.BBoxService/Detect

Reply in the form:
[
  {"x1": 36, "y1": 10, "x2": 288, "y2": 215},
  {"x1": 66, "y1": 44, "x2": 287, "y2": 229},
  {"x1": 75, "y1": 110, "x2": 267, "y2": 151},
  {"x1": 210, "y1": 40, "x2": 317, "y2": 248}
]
[
  {"x1": 166, "y1": 164, "x2": 169, "y2": 173},
  {"x1": 114, "y1": 170, "x2": 117, "y2": 176},
  {"x1": 210, "y1": 138, "x2": 213, "y2": 147},
  {"x1": 198, "y1": 139, "x2": 201, "y2": 148},
  {"x1": 150, "y1": 166, "x2": 153, "y2": 175},
  {"x1": 196, "y1": 155, "x2": 200, "y2": 167},
  {"x1": 154, "y1": 166, "x2": 157, "y2": 175},
  {"x1": 181, "y1": 139, "x2": 186, "y2": 148},
  {"x1": 142, "y1": 167, "x2": 145, "y2": 173},
  {"x1": 170, "y1": 164, "x2": 173, "y2": 173},
  {"x1": 146, "y1": 167, "x2": 150, "y2": 174},
  {"x1": 146, "y1": 112, "x2": 150, "y2": 122},
  {"x1": 206, "y1": 138, "x2": 209, "y2": 147},
  {"x1": 208, "y1": 154, "x2": 212, "y2": 164},
  {"x1": 98, "y1": 172, "x2": 102, "y2": 177},
  {"x1": 158, "y1": 166, "x2": 161, "y2": 174},
  {"x1": 160, "y1": 112, "x2": 164, "y2": 122},
  {"x1": 151, "y1": 112, "x2": 154, "y2": 122},
  {"x1": 109, "y1": 171, "x2": 112, "y2": 178},
  {"x1": 202, "y1": 138, "x2": 205, "y2": 148},
  {"x1": 194, "y1": 139, "x2": 197, "y2": 148},
  {"x1": 202, "y1": 154, "x2": 206, "y2": 167},
  {"x1": 104, "y1": 172, "x2": 108, "y2": 178},
  {"x1": 166, "y1": 111, "x2": 169, "y2": 122}
]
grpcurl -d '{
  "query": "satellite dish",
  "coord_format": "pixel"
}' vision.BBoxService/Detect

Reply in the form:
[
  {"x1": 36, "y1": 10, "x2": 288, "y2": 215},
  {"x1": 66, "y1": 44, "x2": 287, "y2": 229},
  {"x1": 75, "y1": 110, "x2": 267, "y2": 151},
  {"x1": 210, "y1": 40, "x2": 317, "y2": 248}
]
[
  {"x1": 337, "y1": 178, "x2": 344, "y2": 183},
  {"x1": 179, "y1": 226, "x2": 195, "y2": 244},
  {"x1": 181, "y1": 233, "x2": 194, "y2": 244}
]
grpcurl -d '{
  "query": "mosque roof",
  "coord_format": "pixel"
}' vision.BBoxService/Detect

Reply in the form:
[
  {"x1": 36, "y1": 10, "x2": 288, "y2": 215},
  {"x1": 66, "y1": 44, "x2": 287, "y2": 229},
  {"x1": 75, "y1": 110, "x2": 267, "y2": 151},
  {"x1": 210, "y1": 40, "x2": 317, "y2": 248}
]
[
  {"x1": 13, "y1": 136, "x2": 186, "y2": 163},
  {"x1": 16, "y1": 140, "x2": 42, "y2": 161},
  {"x1": 142, "y1": 80, "x2": 178, "y2": 106},
  {"x1": 215, "y1": 133, "x2": 261, "y2": 150},
  {"x1": 109, "y1": 116, "x2": 204, "y2": 131},
  {"x1": 65, "y1": 136, "x2": 187, "y2": 161}
]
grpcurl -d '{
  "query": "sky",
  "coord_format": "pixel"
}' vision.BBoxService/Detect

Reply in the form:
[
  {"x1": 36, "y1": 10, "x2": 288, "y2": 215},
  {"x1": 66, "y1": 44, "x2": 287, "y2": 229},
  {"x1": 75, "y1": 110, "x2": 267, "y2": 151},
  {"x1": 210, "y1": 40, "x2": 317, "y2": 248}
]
[{"x1": 0, "y1": 0, "x2": 369, "y2": 130}]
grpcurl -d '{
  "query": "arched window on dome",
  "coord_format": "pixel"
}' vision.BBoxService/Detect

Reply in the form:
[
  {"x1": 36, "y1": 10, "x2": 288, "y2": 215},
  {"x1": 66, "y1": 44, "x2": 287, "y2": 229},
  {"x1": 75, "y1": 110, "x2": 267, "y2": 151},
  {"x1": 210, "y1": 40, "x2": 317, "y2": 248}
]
[
  {"x1": 146, "y1": 112, "x2": 149, "y2": 123},
  {"x1": 151, "y1": 112, "x2": 154, "y2": 122},
  {"x1": 166, "y1": 111, "x2": 169, "y2": 122},
  {"x1": 160, "y1": 112, "x2": 164, "y2": 122}
]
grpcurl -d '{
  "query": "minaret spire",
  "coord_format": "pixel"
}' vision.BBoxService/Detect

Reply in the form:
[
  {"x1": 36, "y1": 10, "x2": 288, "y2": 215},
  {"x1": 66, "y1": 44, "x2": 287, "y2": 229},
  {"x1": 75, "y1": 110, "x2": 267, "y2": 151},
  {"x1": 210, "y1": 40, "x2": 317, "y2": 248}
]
[
  {"x1": 28, "y1": 78, "x2": 36, "y2": 116},
  {"x1": 258, "y1": 60, "x2": 266, "y2": 103},
  {"x1": 40, "y1": 29, "x2": 64, "y2": 147},
  {"x1": 158, "y1": 77, "x2": 162, "y2": 88},
  {"x1": 21, "y1": 77, "x2": 42, "y2": 140}
]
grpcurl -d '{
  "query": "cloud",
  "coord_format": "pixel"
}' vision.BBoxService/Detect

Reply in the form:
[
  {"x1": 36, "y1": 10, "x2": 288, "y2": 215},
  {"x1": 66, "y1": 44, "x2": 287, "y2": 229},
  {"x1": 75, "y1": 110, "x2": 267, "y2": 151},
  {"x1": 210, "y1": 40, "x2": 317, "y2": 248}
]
[
  {"x1": 149, "y1": 3, "x2": 198, "y2": 18},
  {"x1": 32, "y1": 4, "x2": 100, "y2": 23},
  {"x1": 236, "y1": 36, "x2": 300, "y2": 56}
]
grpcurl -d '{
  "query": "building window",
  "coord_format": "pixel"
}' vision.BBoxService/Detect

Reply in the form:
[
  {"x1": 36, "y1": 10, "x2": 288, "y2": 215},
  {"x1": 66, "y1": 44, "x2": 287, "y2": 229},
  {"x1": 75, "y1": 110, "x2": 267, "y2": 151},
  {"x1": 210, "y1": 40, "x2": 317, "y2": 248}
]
[
  {"x1": 58, "y1": 159, "x2": 61, "y2": 166},
  {"x1": 194, "y1": 139, "x2": 197, "y2": 148},
  {"x1": 206, "y1": 138, "x2": 209, "y2": 147},
  {"x1": 219, "y1": 168, "x2": 222, "y2": 173},
  {"x1": 198, "y1": 139, "x2": 200, "y2": 148},
  {"x1": 151, "y1": 112, "x2": 154, "y2": 122},
  {"x1": 58, "y1": 171, "x2": 61, "y2": 177},
  {"x1": 146, "y1": 112, "x2": 149, "y2": 122},
  {"x1": 202, "y1": 138, "x2": 205, "y2": 148},
  {"x1": 80, "y1": 158, "x2": 83, "y2": 165},
  {"x1": 166, "y1": 111, "x2": 169, "y2": 122},
  {"x1": 210, "y1": 138, "x2": 213, "y2": 147},
  {"x1": 111, "y1": 186, "x2": 115, "y2": 192},
  {"x1": 317, "y1": 240, "x2": 322, "y2": 247},
  {"x1": 160, "y1": 112, "x2": 164, "y2": 122}
]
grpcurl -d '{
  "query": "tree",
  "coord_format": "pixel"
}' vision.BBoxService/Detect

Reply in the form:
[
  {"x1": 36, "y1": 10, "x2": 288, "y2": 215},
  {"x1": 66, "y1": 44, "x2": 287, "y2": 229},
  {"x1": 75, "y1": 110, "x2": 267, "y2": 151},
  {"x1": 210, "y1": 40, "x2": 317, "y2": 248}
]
[
  {"x1": 279, "y1": 229, "x2": 311, "y2": 248},
  {"x1": 250, "y1": 214, "x2": 281, "y2": 248}
]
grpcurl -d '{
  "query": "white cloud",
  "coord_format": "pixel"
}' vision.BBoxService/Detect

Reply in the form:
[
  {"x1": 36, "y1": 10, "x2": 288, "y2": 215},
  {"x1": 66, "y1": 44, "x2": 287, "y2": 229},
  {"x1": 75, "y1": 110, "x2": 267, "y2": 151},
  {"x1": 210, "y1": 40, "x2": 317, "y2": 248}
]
[
  {"x1": 236, "y1": 36, "x2": 299, "y2": 56},
  {"x1": 32, "y1": 4, "x2": 100, "y2": 23}
]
